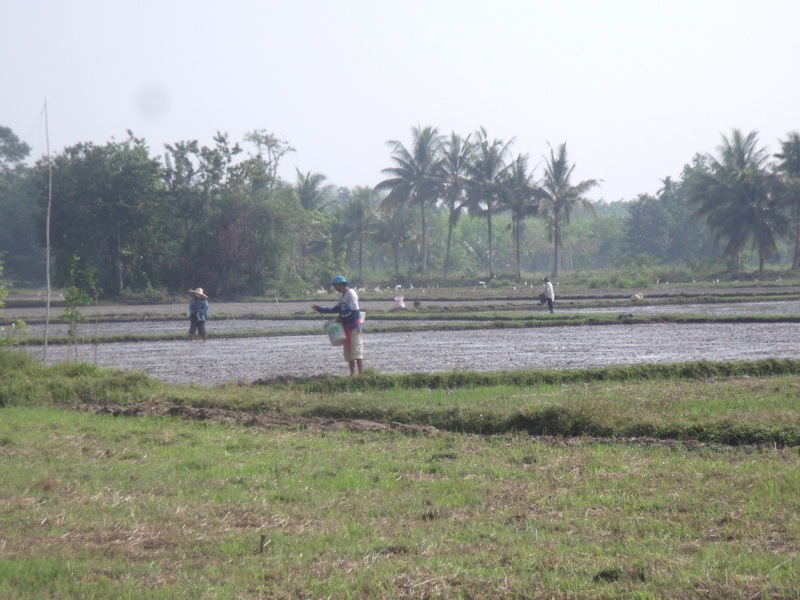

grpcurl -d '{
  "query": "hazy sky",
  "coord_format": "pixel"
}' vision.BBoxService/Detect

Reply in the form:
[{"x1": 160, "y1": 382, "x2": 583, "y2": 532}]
[{"x1": 4, "y1": 0, "x2": 799, "y2": 202}]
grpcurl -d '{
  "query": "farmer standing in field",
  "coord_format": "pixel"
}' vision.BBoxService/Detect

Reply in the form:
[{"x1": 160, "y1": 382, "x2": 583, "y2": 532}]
[
  {"x1": 542, "y1": 277, "x2": 555, "y2": 313},
  {"x1": 188, "y1": 287, "x2": 209, "y2": 341},
  {"x1": 312, "y1": 275, "x2": 365, "y2": 375}
]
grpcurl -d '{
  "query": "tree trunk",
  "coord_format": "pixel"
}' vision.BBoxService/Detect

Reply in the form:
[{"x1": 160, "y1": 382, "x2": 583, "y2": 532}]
[
  {"x1": 444, "y1": 220, "x2": 454, "y2": 280},
  {"x1": 392, "y1": 242, "x2": 400, "y2": 276},
  {"x1": 512, "y1": 216, "x2": 521, "y2": 279},
  {"x1": 420, "y1": 202, "x2": 427, "y2": 276},
  {"x1": 552, "y1": 216, "x2": 561, "y2": 278},
  {"x1": 793, "y1": 215, "x2": 800, "y2": 270},
  {"x1": 108, "y1": 223, "x2": 124, "y2": 295},
  {"x1": 357, "y1": 238, "x2": 363, "y2": 278},
  {"x1": 487, "y1": 209, "x2": 494, "y2": 278}
]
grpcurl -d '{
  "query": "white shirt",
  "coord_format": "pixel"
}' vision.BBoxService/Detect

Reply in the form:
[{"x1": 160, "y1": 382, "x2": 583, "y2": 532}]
[
  {"x1": 544, "y1": 281, "x2": 555, "y2": 300},
  {"x1": 341, "y1": 288, "x2": 360, "y2": 311}
]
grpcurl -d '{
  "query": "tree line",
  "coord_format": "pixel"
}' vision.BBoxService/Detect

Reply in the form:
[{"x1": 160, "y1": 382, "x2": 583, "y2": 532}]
[{"x1": 1, "y1": 124, "x2": 799, "y2": 298}]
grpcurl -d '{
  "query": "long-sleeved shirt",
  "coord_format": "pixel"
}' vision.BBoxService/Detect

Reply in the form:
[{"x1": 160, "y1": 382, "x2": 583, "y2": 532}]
[
  {"x1": 189, "y1": 298, "x2": 209, "y2": 322},
  {"x1": 315, "y1": 288, "x2": 362, "y2": 330}
]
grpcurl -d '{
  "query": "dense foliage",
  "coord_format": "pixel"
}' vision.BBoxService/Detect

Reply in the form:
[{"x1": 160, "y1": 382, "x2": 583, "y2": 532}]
[{"x1": 1, "y1": 124, "x2": 799, "y2": 298}]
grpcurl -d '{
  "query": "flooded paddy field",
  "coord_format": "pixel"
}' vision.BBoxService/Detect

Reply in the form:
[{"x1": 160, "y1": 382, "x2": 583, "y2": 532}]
[
  {"x1": 9, "y1": 284, "x2": 799, "y2": 386},
  {"x1": 30, "y1": 321, "x2": 800, "y2": 387},
  {"x1": 8, "y1": 298, "x2": 800, "y2": 338},
  {"x1": 6, "y1": 292, "x2": 800, "y2": 322}
]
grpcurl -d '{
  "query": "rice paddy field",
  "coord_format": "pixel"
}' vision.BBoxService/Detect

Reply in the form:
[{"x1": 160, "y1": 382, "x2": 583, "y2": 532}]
[
  {"x1": 1, "y1": 280, "x2": 798, "y2": 598},
  {"x1": 6, "y1": 282, "x2": 800, "y2": 384}
]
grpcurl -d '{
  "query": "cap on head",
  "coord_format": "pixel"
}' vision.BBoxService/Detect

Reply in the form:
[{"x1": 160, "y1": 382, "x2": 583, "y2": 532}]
[{"x1": 331, "y1": 275, "x2": 348, "y2": 286}]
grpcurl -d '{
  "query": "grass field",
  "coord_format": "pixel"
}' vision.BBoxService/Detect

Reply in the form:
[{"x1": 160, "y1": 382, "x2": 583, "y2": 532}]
[{"x1": 1, "y1": 348, "x2": 799, "y2": 598}]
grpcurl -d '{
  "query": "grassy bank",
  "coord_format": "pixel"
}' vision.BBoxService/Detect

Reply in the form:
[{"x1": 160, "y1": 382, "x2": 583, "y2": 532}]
[
  {"x1": 1, "y1": 405, "x2": 798, "y2": 599},
  {"x1": 1, "y1": 348, "x2": 799, "y2": 598},
  {"x1": 2, "y1": 349, "x2": 800, "y2": 445}
]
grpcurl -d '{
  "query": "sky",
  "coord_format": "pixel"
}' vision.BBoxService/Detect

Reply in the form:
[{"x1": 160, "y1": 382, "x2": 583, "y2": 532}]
[{"x1": 3, "y1": 0, "x2": 799, "y2": 202}]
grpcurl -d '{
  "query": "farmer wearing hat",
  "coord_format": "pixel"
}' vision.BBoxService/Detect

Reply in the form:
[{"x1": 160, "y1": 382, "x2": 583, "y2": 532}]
[
  {"x1": 188, "y1": 287, "x2": 209, "y2": 341},
  {"x1": 312, "y1": 275, "x2": 365, "y2": 375}
]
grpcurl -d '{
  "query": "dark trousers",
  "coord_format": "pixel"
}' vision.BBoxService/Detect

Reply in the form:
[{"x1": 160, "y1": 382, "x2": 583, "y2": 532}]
[
  {"x1": 189, "y1": 320, "x2": 206, "y2": 338},
  {"x1": 546, "y1": 298, "x2": 554, "y2": 313}
]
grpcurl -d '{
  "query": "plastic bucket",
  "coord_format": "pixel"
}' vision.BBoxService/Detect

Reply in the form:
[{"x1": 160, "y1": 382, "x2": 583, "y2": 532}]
[{"x1": 324, "y1": 320, "x2": 347, "y2": 346}]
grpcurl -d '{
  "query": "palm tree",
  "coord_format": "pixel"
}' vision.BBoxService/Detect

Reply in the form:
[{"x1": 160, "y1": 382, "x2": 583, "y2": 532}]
[
  {"x1": 335, "y1": 186, "x2": 380, "y2": 278},
  {"x1": 373, "y1": 202, "x2": 419, "y2": 277},
  {"x1": 375, "y1": 126, "x2": 444, "y2": 276},
  {"x1": 464, "y1": 127, "x2": 513, "y2": 278},
  {"x1": 499, "y1": 153, "x2": 540, "y2": 278},
  {"x1": 295, "y1": 169, "x2": 334, "y2": 211},
  {"x1": 292, "y1": 169, "x2": 336, "y2": 279},
  {"x1": 440, "y1": 132, "x2": 474, "y2": 278},
  {"x1": 775, "y1": 132, "x2": 800, "y2": 269},
  {"x1": 687, "y1": 130, "x2": 786, "y2": 274},
  {"x1": 538, "y1": 143, "x2": 599, "y2": 277}
]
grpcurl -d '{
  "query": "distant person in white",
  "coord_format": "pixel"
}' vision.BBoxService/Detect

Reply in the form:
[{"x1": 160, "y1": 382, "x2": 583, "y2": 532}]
[{"x1": 543, "y1": 277, "x2": 555, "y2": 313}]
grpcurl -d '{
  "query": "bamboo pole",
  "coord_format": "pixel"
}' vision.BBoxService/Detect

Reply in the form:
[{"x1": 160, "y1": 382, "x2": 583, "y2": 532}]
[{"x1": 43, "y1": 99, "x2": 52, "y2": 363}]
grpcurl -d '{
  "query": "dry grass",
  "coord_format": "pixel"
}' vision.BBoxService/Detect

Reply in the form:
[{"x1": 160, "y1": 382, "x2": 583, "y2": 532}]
[{"x1": 2, "y1": 405, "x2": 798, "y2": 598}]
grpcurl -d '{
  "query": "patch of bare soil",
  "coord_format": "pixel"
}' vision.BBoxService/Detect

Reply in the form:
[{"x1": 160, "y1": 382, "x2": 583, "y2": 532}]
[{"x1": 86, "y1": 401, "x2": 442, "y2": 436}]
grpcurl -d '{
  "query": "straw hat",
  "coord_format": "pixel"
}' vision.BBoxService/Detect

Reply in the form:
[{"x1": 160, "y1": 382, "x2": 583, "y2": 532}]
[{"x1": 189, "y1": 287, "x2": 208, "y2": 299}]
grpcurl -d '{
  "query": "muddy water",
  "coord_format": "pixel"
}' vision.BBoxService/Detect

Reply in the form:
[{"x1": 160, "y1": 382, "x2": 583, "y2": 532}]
[{"x1": 32, "y1": 322, "x2": 800, "y2": 386}]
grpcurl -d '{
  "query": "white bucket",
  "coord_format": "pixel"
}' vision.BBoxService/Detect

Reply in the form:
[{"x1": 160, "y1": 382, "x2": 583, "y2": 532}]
[{"x1": 324, "y1": 320, "x2": 347, "y2": 346}]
